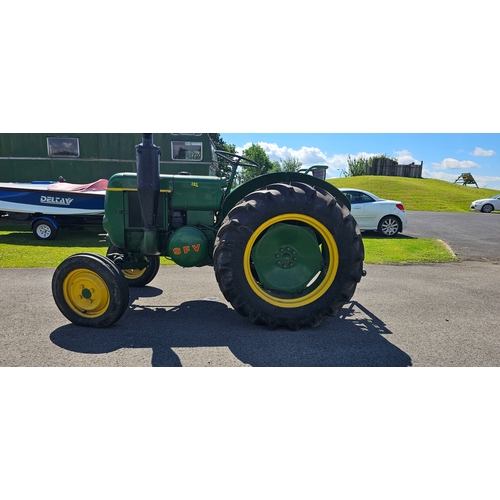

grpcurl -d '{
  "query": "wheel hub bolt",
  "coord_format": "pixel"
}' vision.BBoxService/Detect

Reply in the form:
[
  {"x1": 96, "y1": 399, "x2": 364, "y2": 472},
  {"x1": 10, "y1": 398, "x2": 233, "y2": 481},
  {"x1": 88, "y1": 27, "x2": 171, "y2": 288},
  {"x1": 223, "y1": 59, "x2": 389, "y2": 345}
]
[{"x1": 276, "y1": 246, "x2": 298, "y2": 268}]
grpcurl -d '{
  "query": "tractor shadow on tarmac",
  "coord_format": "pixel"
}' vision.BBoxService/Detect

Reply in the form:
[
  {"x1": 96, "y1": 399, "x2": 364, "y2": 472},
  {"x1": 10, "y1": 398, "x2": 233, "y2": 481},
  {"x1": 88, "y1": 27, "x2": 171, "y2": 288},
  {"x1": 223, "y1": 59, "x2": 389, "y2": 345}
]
[{"x1": 50, "y1": 292, "x2": 412, "y2": 367}]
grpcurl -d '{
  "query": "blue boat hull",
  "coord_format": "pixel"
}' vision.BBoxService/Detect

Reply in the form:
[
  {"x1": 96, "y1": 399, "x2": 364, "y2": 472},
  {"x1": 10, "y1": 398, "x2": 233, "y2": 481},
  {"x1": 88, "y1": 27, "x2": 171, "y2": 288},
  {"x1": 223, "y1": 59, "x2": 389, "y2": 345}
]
[{"x1": 0, "y1": 181, "x2": 105, "y2": 216}]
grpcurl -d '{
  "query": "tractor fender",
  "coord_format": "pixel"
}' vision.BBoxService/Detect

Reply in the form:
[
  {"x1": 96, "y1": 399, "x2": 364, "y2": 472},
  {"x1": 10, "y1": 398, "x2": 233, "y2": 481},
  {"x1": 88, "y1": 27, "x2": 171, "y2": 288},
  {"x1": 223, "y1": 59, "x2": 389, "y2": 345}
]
[{"x1": 221, "y1": 172, "x2": 351, "y2": 219}]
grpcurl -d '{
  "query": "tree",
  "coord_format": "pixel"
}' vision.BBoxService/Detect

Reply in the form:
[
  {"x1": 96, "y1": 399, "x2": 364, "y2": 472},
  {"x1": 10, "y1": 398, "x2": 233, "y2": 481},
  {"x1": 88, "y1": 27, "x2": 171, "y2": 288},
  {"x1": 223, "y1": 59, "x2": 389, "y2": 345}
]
[
  {"x1": 366, "y1": 154, "x2": 397, "y2": 167},
  {"x1": 279, "y1": 156, "x2": 302, "y2": 172},
  {"x1": 240, "y1": 143, "x2": 275, "y2": 182},
  {"x1": 209, "y1": 139, "x2": 303, "y2": 184},
  {"x1": 342, "y1": 154, "x2": 367, "y2": 177}
]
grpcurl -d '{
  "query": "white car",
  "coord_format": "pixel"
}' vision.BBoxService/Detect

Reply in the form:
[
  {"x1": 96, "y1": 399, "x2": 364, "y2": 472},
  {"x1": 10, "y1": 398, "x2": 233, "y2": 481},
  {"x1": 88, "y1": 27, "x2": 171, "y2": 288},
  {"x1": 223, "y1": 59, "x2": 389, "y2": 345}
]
[
  {"x1": 470, "y1": 194, "x2": 500, "y2": 213},
  {"x1": 339, "y1": 188, "x2": 407, "y2": 237}
]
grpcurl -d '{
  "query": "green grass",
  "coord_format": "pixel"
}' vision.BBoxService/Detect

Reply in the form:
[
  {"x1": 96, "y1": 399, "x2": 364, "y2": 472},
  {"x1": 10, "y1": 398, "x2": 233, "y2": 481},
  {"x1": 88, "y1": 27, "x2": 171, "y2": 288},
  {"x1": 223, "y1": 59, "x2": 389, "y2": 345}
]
[
  {"x1": 0, "y1": 222, "x2": 458, "y2": 269},
  {"x1": 363, "y1": 235, "x2": 457, "y2": 264},
  {"x1": 328, "y1": 175, "x2": 499, "y2": 212},
  {"x1": 0, "y1": 223, "x2": 108, "y2": 267},
  {"x1": 0, "y1": 222, "x2": 178, "y2": 268}
]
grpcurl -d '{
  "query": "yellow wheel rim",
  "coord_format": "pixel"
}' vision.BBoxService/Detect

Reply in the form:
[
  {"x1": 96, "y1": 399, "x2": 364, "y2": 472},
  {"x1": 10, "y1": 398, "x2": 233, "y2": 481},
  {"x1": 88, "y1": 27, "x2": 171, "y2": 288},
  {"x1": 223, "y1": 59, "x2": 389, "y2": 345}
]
[
  {"x1": 243, "y1": 214, "x2": 339, "y2": 308},
  {"x1": 122, "y1": 268, "x2": 146, "y2": 280},
  {"x1": 62, "y1": 269, "x2": 111, "y2": 318}
]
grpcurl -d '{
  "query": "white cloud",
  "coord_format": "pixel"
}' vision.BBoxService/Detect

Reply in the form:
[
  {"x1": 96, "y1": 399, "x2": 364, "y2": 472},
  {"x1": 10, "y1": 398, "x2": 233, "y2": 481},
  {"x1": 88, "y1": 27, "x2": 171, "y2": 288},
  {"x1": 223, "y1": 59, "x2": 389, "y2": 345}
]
[
  {"x1": 471, "y1": 147, "x2": 496, "y2": 156},
  {"x1": 431, "y1": 158, "x2": 480, "y2": 170},
  {"x1": 237, "y1": 142, "x2": 427, "y2": 178},
  {"x1": 471, "y1": 148, "x2": 496, "y2": 156},
  {"x1": 475, "y1": 174, "x2": 500, "y2": 183},
  {"x1": 422, "y1": 169, "x2": 460, "y2": 182},
  {"x1": 237, "y1": 141, "x2": 371, "y2": 178},
  {"x1": 471, "y1": 175, "x2": 500, "y2": 189},
  {"x1": 394, "y1": 149, "x2": 421, "y2": 164}
]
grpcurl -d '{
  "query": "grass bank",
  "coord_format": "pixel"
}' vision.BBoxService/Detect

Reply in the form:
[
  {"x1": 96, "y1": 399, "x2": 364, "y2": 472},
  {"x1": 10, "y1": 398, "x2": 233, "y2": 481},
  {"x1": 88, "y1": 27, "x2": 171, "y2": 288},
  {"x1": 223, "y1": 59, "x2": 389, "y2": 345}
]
[{"x1": 328, "y1": 175, "x2": 499, "y2": 212}]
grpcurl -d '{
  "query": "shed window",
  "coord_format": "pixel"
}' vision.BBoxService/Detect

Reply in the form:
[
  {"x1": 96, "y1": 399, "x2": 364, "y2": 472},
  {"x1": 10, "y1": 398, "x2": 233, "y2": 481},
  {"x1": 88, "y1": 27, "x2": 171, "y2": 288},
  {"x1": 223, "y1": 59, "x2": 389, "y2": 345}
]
[
  {"x1": 172, "y1": 141, "x2": 202, "y2": 161},
  {"x1": 47, "y1": 137, "x2": 80, "y2": 157}
]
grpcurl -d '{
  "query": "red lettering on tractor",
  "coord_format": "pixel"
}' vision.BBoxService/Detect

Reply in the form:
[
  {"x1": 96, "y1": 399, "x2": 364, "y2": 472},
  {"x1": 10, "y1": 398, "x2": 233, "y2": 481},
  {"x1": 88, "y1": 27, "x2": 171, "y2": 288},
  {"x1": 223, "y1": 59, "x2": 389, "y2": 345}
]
[{"x1": 172, "y1": 244, "x2": 202, "y2": 255}]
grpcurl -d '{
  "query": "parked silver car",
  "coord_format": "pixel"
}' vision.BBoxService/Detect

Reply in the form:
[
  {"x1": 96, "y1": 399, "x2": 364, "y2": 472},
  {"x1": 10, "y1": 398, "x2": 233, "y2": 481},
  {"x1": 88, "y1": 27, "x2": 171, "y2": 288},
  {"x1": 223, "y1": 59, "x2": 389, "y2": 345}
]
[
  {"x1": 470, "y1": 194, "x2": 500, "y2": 213},
  {"x1": 340, "y1": 188, "x2": 407, "y2": 236}
]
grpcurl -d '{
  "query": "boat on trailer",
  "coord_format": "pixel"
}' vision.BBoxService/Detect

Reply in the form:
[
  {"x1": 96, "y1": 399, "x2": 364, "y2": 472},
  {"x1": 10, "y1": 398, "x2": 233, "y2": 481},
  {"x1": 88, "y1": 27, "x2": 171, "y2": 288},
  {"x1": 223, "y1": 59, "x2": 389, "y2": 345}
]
[{"x1": 0, "y1": 178, "x2": 107, "y2": 240}]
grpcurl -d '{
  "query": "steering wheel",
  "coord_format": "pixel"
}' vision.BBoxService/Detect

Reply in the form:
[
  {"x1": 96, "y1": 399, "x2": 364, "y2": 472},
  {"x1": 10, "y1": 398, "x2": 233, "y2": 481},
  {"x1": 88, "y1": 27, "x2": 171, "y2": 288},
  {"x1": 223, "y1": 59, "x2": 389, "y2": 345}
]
[{"x1": 215, "y1": 150, "x2": 260, "y2": 169}]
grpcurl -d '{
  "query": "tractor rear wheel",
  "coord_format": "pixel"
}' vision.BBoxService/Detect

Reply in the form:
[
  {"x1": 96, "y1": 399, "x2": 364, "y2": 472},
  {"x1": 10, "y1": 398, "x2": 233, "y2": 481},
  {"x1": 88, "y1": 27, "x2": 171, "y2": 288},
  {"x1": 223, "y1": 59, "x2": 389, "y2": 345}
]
[
  {"x1": 214, "y1": 182, "x2": 364, "y2": 330},
  {"x1": 52, "y1": 253, "x2": 130, "y2": 327}
]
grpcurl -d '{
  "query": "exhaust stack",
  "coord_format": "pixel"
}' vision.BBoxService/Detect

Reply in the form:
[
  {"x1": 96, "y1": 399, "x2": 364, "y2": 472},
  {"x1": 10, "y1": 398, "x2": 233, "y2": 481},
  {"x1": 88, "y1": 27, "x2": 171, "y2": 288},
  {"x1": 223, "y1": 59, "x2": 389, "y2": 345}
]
[{"x1": 136, "y1": 133, "x2": 161, "y2": 255}]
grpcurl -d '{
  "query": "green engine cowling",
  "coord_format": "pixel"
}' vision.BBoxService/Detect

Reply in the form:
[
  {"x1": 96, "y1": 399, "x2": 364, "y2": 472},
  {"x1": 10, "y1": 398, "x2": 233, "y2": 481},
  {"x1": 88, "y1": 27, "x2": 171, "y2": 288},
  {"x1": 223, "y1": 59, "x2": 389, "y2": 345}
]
[{"x1": 103, "y1": 172, "x2": 226, "y2": 260}]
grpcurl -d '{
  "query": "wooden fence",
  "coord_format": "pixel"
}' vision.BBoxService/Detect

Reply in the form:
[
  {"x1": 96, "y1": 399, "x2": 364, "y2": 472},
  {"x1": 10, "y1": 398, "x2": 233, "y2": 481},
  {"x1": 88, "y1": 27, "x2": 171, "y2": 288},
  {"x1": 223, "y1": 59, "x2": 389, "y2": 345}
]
[{"x1": 366, "y1": 158, "x2": 423, "y2": 178}]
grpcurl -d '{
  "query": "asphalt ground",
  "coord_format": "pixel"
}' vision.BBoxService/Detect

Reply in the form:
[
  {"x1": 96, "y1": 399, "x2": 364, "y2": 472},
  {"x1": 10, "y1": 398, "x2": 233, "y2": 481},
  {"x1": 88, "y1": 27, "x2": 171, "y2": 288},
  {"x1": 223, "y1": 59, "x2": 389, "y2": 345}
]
[
  {"x1": 1, "y1": 261, "x2": 499, "y2": 367},
  {"x1": 1, "y1": 210, "x2": 498, "y2": 367},
  {"x1": 403, "y1": 210, "x2": 500, "y2": 261}
]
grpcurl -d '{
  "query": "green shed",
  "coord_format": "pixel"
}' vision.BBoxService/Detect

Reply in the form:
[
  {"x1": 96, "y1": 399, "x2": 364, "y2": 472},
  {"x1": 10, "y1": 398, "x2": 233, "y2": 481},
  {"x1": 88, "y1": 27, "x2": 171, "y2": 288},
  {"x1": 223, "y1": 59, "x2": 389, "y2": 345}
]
[{"x1": 0, "y1": 133, "x2": 218, "y2": 183}]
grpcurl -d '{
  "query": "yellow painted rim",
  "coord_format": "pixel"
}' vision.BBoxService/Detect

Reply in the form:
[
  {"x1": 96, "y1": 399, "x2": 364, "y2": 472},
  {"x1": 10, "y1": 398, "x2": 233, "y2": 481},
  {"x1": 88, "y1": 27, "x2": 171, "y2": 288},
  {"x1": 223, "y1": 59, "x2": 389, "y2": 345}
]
[
  {"x1": 62, "y1": 269, "x2": 110, "y2": 318},
  {"x1": 122, "y1": 268, "x2": 146, "y2": 280},
  {"x1": 243, "y1": 214, "x2": 339, "y2": 308}
]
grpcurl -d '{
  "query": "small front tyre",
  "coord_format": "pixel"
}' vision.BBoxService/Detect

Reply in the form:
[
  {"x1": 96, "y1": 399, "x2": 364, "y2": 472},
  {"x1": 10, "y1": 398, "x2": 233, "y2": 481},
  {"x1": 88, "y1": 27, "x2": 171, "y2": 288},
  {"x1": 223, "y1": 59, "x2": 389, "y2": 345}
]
[
  {"x1": 52, "y1": 253, "x2": 130, "y2": 327},
  {"x1": 481, "y1": 204, "x2": 494, "y2": 213}
]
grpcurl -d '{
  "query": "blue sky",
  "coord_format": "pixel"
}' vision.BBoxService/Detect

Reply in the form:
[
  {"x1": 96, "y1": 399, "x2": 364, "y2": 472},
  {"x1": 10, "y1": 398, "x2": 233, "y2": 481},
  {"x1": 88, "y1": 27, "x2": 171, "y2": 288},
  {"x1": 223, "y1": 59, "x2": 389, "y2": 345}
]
[{"x1": 221, "y1": 134, "x2": 500, "y2": 191}]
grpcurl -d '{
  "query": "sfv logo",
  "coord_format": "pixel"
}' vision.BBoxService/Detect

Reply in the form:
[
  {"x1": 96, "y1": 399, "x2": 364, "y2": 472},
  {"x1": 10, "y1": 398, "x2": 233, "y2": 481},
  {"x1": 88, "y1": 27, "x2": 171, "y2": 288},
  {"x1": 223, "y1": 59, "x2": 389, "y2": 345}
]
[{"x1": 40, "y1": 195, "x2": 74, "y2": 206}]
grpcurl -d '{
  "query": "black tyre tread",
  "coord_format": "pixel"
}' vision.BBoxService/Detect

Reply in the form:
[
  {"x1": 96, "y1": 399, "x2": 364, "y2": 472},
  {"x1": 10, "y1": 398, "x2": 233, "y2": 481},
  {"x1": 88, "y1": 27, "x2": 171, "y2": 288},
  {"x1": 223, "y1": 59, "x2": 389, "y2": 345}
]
[
  {"x1": 214, "y1": 182, "x2": 364, "y2": 329},
  {"x1": 52, "y1": 253, "x2": 130, "y2": 328}
]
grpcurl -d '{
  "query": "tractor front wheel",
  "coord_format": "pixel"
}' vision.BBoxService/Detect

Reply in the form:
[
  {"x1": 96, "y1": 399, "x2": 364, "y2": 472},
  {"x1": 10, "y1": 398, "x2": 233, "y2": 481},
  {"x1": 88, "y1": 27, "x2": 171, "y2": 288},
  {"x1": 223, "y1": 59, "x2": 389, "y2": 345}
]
[
  {"x1": 214, "y1": 182, "x2": 364, "y2": 330},
  {"x1": 52, "y1": 253, "x2": 130, "y2": 327}
]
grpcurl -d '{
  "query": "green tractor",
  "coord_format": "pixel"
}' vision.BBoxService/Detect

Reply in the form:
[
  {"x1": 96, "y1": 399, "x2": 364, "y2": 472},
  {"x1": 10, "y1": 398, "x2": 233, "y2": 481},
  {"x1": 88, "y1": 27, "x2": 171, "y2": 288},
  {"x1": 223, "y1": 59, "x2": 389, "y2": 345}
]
[{"x1": 52, "y1": 133, "x2": 365, "y2": 330}]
